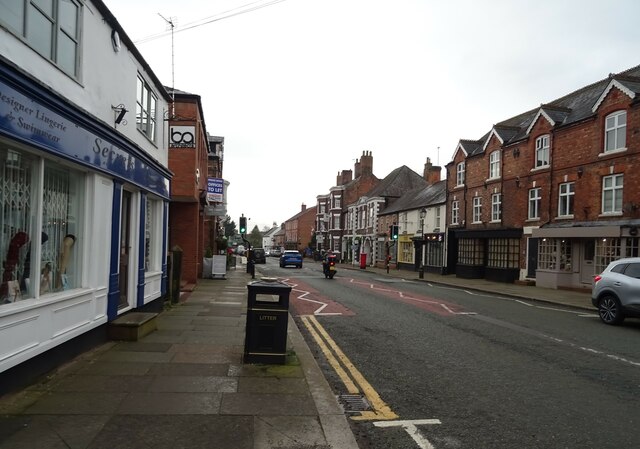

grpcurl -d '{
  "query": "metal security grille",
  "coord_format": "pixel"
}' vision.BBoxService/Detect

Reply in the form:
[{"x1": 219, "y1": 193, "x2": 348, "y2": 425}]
[
  {"x1": 42, "y1": 164, "x2": 71, "y2": 291},
  {"x1": 0, "y1": 149, "x2": 34, "y2": 301}
]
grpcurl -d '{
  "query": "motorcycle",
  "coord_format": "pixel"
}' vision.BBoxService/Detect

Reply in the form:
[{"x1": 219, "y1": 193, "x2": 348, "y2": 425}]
[{"x1": 322, "y1": 254, "x2": 337, "y2": 279}]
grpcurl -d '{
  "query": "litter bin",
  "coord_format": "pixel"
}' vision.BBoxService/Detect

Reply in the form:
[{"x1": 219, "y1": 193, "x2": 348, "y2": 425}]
[{"x1": 244, "y1": 278, "x2": 292, "y2": 364}]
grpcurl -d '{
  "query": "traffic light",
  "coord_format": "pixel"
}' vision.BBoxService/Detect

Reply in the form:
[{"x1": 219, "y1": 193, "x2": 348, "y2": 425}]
[
  {"x1": 391, "y1": 225, "x2": 399, "y2": 240},
  {"x1": 239, "y1": 216, "x2": 247, "y2": 235}
]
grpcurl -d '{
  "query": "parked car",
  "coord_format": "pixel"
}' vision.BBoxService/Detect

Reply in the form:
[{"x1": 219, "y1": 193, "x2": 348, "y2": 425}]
[
  {"x1": 280, "y1": 250, "x2": 303, "y2": 268},
  {"x1": 592, "y1": 257, "x2": 640, "y2": 325},
  {"x1": 271, "y1": 249, "x2": 282, "y2": 257},
  {"x1": 252, "y1": 248, "x2": 266, "y2": 264}
]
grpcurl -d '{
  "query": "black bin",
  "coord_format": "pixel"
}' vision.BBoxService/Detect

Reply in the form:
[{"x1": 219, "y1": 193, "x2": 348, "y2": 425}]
[{"x1": 244, "y1": 278, "x2": 292, "y2": 364}]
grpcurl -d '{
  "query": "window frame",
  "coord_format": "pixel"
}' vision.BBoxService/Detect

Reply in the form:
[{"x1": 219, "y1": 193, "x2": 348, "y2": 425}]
[
  {"x1": 558, "y1": 182, "x2": 575, "y2": 217},
  {"x1": 528, "y1": 187, "x2": 541, "y2": 220},
  {"x1": 472, "y1": 197, "x2": 482, "y2": 223},
  {"x1": 456, "y1": 161, "x2": 465, "y2": 187},
  {"x1": 136, "y1": 75, "x2": 158, "y2": 142},
  {"x1": 489, "y1": 151, "x2": 501, "y2": 179},
  {"x1": 491, "y1": 193, "x2": 501, "y2": 222},
  {"x1": 601, "y1": 174, "x2": 623, "y2": 214},
  {"x1": 0, "y1": 0, "x2": 82, "y2": 77},
  {"x1": 451, "y1": 200, "x2": 459, "y2": 225},
  {"x1": 604, "y1": 111, "x2": 627, "y2": 153},
  {"x1": 535, "y1": 135, "x2": 550, "y2": 168}
]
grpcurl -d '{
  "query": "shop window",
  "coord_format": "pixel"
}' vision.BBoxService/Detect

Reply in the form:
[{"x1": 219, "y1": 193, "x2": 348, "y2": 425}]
[
  {"x1": 487, "y1": 238, "x2": 519, "y2": 269},
  {"x1": 1, "y1": 0, "x2": 81, "y2": 77},
  {"x1": 0, "y1": 147, "x2": 84, "y2": 304},
  {"x1": 425, "y1": 240, "x2": 443, "y2": 267},
  {"x1": 538, "y1": 238, "x2": 572, "y2": 272},
  {"x1": 594, "y1": 238, "x2": 621, "y2": 274},
  {"x1": 399, "y1": 241, "x2": 413, "y2": 263},
  {"x1": 145, "y1": 198, "x2": 162, "y2": 272},
  {"x1": 458, "y1": 238, "x2": 483, "y2": 265}
]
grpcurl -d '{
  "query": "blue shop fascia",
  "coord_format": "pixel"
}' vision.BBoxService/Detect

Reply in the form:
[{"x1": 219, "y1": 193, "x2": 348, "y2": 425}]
[{"x1": 0, "y1": 57, "x2": 172, "y2": 382}]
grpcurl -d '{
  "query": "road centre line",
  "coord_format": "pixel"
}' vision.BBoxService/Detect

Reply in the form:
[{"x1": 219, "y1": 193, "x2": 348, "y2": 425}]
[{"x1": 302, "y1": 315, "x2": 398, "y2": 421}]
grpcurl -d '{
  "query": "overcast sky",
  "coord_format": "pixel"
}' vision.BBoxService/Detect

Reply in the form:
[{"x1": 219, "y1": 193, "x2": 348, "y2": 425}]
[{"x1": 104, "y1": 0, "x2": 640, "y2": 231}]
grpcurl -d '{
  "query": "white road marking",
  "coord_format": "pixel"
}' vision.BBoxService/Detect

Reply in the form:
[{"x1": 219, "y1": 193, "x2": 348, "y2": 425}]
[{"x1": 374, "y1": 419, "x2": 442, "y2": 449}]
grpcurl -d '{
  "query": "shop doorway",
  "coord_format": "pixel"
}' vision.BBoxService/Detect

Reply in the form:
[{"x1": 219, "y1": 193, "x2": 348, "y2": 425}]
[
  {"x1": 580, "y1": 239, "x2": 595, "y2": 284},
  {"x1": 118, "y1": 190, "x2": 132, "y2": 309}
]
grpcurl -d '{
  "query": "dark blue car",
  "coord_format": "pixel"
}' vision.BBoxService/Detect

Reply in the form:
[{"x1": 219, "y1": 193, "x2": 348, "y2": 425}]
[{"x1": 280, "y1": 250, "x2": 303, "y2": 268}]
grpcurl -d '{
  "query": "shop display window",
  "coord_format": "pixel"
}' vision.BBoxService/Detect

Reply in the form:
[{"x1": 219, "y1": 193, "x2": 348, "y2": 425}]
[{"x1": 0, "y1": 145, "x2": 84, "y2": 305}]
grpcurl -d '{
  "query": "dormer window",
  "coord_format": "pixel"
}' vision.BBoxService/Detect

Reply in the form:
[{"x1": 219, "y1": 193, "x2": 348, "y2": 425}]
[
  {"x1": 456, "y1": 162, "x2": 465, "y2": 186},
  {"x1": 489, "y1": 151, "x2": 501, "y2": 179},
  {"x1": 605, "y1": 111, "x2": 626, "y2": 152},
  {"x1": 535, "y1": 135, "x2": 550, "y2": 168}
]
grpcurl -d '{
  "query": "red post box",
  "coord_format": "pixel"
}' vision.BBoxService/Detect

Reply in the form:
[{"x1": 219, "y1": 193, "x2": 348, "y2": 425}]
[{"x1": 359, "y1": 253, "x2": 367, "y2": 269}]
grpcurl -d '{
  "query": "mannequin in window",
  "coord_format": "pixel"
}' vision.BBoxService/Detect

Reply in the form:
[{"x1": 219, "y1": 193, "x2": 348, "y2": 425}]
[{"x1": 56, "y1": 234, "x2": 76, "y2": 290}]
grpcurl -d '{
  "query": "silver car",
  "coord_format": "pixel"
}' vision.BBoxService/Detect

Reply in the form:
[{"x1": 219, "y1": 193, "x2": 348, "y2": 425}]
[{"x1": 591, "y1": 257, "x2": 640, "y2": 325}]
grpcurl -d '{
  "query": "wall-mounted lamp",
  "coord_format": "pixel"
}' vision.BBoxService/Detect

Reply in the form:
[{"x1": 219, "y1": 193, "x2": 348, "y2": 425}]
[
  {"x1": 111, "y1": 104, "x2": 128, "y2": 126},
  {"x1": 515, "y1": 176, "x2": 521, "y2": 188},
  {"x1": 512, "y1": 148, "x2": 520, "y2": 158},
  {"x1": 483, "y1": 180, "x2": 488, "y2": 189},
  {"x1": 577, "y1": 167, "x2": 584, "y2": 178}
]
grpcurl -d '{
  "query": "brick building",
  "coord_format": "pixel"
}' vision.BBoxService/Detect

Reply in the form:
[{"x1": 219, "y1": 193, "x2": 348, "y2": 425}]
[
  {"x1": 445, "y1": 65, "x2": 640, "y2": 289},
  {"x1": 284, "y1": 204, "x2": 316, "y2": 252},
  {"x1": 315, "y1": 151, "x2": 379, "y2": 257},
  {"x1": 167, "y1": 88, "x2": 211, "y2": 287}
]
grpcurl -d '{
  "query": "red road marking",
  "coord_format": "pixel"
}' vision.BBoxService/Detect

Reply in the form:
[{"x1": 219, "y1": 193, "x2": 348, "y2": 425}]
[
  {"x1": 347, "y1": 278, "x2": 472, "y2": 316},
  {"x1": 280, "y1": 278, "x2": 355, "y2": 317}
]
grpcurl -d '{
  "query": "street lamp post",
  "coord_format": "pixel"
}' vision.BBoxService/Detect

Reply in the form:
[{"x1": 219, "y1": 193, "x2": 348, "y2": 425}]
[{"x1": 418, "y1": 208, "x2": 426, "y2": 279}]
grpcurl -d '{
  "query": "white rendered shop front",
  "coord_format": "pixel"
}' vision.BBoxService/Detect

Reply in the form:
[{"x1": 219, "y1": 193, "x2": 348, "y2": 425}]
[{"x1": 0, "y1": 64, "x2": 170, "y2": 373}]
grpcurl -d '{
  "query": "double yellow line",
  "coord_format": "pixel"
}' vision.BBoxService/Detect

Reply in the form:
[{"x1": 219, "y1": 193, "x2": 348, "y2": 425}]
[{"x1": 301, "y1": 315, "x2": 398, "y2": 421}]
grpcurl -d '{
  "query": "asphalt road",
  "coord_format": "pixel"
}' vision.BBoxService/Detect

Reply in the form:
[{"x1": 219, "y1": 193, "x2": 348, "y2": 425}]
[{"x1": 257, "y1": 258, "x2": 640, "y2": 449}]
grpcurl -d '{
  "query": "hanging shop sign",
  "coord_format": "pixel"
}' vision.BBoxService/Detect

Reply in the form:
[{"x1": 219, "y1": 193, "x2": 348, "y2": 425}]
[
  {"x1": 169, "y1": 125, "x2": 195, "y2": 148},
  {"x1": 207, "y1": 177, "x2": 224, "y2": 203}
]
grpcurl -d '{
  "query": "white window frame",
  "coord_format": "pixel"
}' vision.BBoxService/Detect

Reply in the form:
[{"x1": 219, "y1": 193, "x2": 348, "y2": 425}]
[
  {"x1": 528, "y1": 188, "x2": 541, "y2": 220},
  {"x1": 489, "y1": 151, "x2": 501, "y2": 179},
  {"x1": 535, "y1": 135, "x2": 550, "y2": 168},
  {"x1": 472, "y1": 197, "x2": 482, "y2": 223},
  {"x1": 558, "y1": 182, "x2": 575, "y2": 217},
  {"x1": 456, "y1": 162, "x2": 465, "y2": 186},
  {"x1": 491, "y1": 193, "x2": 501, "y2": 222},
  {"x1": 451, "y1": 200, "x2": 459, "y2": 225},
  {"x1": 136, "y1": 75, "x2": 158, "y2": 141},
  {"x1": 604, "y1": 111, "x2": 627, "y2": 152},
  {"x1": 602, "y1": 174, "x2": 623, "y2": 214}
]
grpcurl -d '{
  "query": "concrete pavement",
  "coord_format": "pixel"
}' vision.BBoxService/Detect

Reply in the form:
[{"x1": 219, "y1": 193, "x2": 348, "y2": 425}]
[
  {"x1": 0, "y1": 266, "x2": 358, "y2": 449},
  {"x1": 0, "y1": 259, "x2": 595, "y2": 449}
]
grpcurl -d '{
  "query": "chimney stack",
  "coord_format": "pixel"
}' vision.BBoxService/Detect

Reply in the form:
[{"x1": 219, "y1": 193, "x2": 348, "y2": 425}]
[
  {"x1": 360, "y1": 150, "x2": 373, "y2": 176},
  {"x1": 301, "y1": 203, "x2": 306, "y2": 212},
  {"x1": 423, "y1": 157, "x2": 441, "y2": 184}
]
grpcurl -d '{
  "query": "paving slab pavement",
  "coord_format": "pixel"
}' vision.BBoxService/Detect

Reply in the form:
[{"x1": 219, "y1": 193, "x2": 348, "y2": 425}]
[{"x1": 0, "y1": 267, "x2": 358, "y2": 449}]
